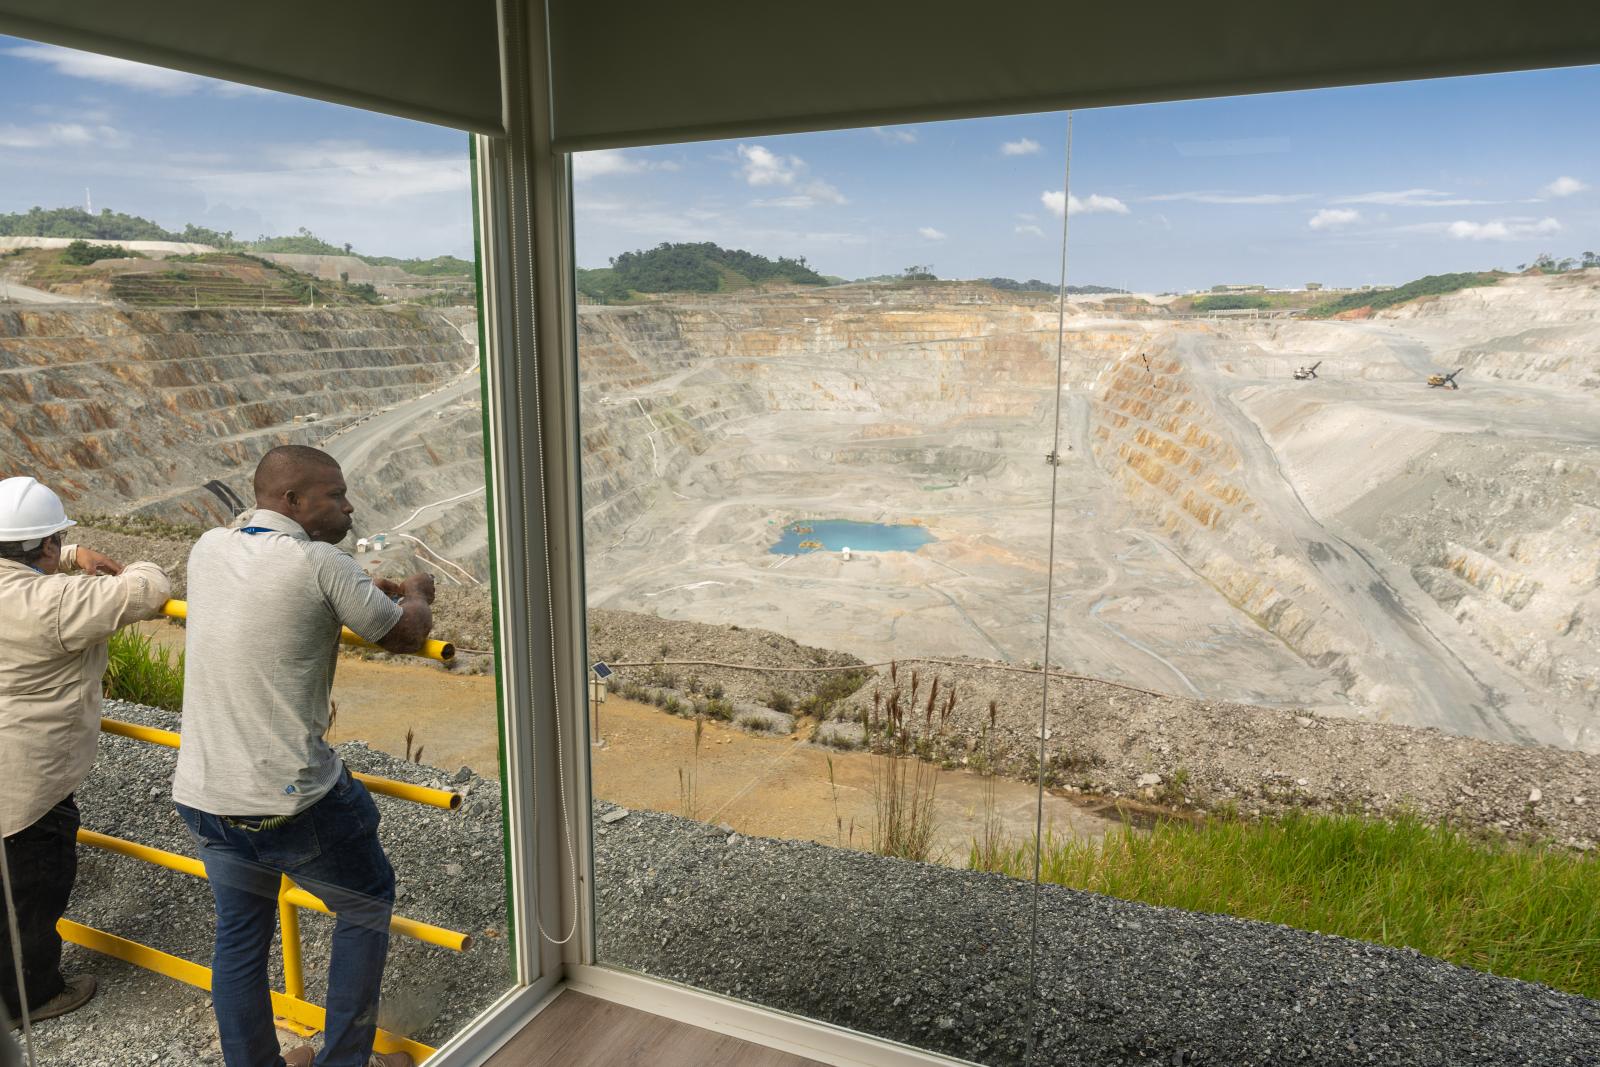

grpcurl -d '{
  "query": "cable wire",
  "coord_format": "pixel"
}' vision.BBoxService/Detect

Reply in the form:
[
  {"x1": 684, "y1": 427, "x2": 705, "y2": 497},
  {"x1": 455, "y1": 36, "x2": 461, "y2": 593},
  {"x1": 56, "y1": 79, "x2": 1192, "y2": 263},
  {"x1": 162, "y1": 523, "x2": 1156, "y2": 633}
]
[
  {"x1": 505, "y1": 6, "x2": 580, "y2": 948},
  {"x1": 0, "y1": 828, "x2": 38, "y2": 1067},
  {"x1": 1024, "y1": 110, "x2": 1074, "y2": 1064}
]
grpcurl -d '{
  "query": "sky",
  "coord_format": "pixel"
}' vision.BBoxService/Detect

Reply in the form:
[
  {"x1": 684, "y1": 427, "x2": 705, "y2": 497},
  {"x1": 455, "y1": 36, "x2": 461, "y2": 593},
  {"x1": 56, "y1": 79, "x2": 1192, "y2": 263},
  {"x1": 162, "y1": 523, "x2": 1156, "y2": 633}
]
[
  {"x1": 2, "y1": 37, "x2": 1596, "y2": 290},
  {"x1": 0, "y1": 37, "x2": 472, "y2": 259}
]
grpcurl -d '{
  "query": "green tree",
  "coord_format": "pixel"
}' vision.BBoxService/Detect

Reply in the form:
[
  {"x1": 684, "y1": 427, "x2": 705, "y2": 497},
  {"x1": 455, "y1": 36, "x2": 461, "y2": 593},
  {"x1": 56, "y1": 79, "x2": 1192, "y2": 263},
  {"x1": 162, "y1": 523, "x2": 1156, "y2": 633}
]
[{"x1": 60, "y1": 239, "x2": 140, "y2": 266}]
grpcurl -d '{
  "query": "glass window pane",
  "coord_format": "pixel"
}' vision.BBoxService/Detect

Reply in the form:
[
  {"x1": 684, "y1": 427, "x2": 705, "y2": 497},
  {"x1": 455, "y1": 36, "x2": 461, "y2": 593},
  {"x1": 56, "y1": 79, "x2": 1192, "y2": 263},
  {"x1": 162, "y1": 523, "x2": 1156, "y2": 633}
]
[
  {"x1": 1026, "y1": 74, "x2": 1600, "y2": 1063},
  {"x1": 0, "y1": 36, "x2": 517, "y2": 1063},
  {"x1": 576, "y1": 122, "x2": 1061, "y2": 1064},
  {"x1": 575, "y1": 66, "x2": 1600, "y2": 1067}
]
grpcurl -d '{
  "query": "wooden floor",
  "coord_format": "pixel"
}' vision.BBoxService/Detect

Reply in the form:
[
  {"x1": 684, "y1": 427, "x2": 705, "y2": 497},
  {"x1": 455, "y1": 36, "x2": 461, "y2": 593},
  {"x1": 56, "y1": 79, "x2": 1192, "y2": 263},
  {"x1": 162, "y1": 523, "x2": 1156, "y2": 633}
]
[{"x1": 482, "y1": 990, "x2": 827, "y2": 1067}]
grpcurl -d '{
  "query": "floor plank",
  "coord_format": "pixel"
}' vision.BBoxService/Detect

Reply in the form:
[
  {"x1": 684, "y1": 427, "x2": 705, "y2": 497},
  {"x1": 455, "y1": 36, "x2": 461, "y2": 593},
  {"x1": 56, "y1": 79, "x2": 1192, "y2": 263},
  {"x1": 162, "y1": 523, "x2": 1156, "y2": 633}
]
[{"x1": 482, "y1": 990, "x2": 826, "y2": 1067}]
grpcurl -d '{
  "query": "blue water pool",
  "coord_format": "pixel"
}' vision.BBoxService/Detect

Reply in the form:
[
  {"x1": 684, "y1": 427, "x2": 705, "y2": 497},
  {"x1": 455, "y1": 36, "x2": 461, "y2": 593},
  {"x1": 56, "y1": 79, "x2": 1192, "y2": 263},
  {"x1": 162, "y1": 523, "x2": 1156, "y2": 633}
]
[{"x1": 769, "y1": 519, "x2": 935, "y2": 555}]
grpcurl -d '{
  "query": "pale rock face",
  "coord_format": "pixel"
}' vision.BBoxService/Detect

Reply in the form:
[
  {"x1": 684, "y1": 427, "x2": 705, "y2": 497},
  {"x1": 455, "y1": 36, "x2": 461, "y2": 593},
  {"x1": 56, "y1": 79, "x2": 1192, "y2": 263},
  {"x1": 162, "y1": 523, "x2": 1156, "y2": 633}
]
[
  {"x1": 10, "y1": 274, "x2": 1600, "y2": 751},
  {"x1": 0, "y1": 304, "x2": 473, "y2": 524}
]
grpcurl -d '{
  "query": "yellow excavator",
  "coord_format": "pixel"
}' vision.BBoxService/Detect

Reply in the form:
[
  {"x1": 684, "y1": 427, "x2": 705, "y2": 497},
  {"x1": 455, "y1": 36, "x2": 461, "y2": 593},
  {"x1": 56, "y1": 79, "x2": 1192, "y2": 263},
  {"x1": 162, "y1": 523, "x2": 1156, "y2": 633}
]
[
  {"x1": 1293, "y1": 360, "x2": 1321, "y2": 380},
  {"x1": 1427, "y1": 367, "x2": 1464, "y2": 389}
]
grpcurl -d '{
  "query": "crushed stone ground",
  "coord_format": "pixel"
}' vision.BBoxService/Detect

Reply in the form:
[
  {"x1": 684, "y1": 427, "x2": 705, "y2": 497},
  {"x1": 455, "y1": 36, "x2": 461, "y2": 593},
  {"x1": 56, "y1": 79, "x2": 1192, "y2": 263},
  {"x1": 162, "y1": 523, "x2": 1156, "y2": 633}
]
[
  {"x1": 31, "y1": 697, "x2": 1600, "y2": 1066},
  {"x1": 594, "y1": 800, "x2": 1600, "y2": 1066}
]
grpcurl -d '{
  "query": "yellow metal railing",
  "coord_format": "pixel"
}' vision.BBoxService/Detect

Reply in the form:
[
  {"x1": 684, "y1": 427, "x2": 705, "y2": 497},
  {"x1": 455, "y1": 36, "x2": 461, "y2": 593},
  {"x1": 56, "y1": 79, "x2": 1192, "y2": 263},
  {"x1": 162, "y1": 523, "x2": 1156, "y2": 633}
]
[
  {"x1": 100, "y1": 718, "x2": 462, "y2": 810},
  {"x1": 58, "y1": 920, "x2": 435, "y2": 1063},
  {"x1": 74, "y1": 829, "x2": 471, "y2": 954},
  {"x1": 72, "y1": 721, "x2": 476, "y2": 1061},
  {"x1": 160, "y1": 599, "x2": 457, "y2": 664}
]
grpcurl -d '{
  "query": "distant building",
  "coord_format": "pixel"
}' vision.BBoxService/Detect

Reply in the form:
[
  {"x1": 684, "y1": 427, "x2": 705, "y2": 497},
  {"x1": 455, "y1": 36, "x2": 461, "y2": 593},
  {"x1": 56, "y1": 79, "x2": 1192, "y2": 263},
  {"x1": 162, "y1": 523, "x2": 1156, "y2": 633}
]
[
  {"x1": 1211, "y1": 283, "x2": 1267, "y2": 293},
  {"x1": 1305, "y1": 282, "x2": 1323, "y2": 291}
]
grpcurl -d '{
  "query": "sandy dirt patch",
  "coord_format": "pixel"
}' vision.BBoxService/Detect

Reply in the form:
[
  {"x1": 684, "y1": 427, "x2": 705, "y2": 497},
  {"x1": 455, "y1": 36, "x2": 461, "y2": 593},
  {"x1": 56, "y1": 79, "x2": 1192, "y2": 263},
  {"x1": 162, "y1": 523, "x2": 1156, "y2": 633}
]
[{"x1": 589, "y1": 696, "x2": 1120, "y2": 862}]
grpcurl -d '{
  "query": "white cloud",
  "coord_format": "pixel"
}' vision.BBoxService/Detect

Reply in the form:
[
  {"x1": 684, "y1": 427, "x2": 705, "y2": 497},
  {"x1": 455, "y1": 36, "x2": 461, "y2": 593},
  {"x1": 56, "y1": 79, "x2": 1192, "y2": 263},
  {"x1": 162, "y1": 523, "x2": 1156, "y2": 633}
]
[
  {"x1": 751, "y1": 195, "x2": 818, "y2": 209},
  {"x1": 872, "y1": 127, "x2": 917, "y2": 144},
  {"x1": 0, "y1": 121, "x2": 124, "y2": 150},
  {"x1": 1014, "y1": 224, "x2": 1045, "y2": 237},
  {"x1": 1146, "y1": 191, "x2": 1312, "y2": 205},
  {"x1": 1042, "y1": 191, "x2": 1129, "y2": 216},
  {"x1": 918, "y1": 226, "x2": 947, "y2": 241},
  {"x1": 1542, "y1": 175, "x2": 1590, "y2": 198},
  {"x1": 736, "y1": 143, "x2": 846, "y2": 207},
  {"x1": 1334, "y1": 188, "x2": 1491, "y2": 207},
  {"x1": 5, "y1": 43, "x2": 263, "y2": 96},
  {"x1": 738, "y1": 144, "x2": 803, "y2": 187},
  {"x1": 802, "y1": 179, "x2": 847, "y2": 205},
  {"x1": 191, "y1": 142, "x2": 468, "y2": 207},
  {"x1": 572, "y1": 149, "x2": 680, "y2": 182},
  {"x1": 1445, "y1": 217, "x2": 1561, "y2": 241},
  {"x1": 1309, "y1": 208, "x2": 1361, "y2": 231},
  {"x1": 1001, "y1": 138, "x2": 1041, "y2": 156}
]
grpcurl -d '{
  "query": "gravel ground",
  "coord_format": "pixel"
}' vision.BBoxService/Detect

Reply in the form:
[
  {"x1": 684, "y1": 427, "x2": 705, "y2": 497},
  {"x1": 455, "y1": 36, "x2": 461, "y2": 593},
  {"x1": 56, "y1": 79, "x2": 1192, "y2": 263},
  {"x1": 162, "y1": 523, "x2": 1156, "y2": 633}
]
[
  {"x1": 589, "y1": 607, "x2": 866, "y2": 705},
  {"x1": 593, "y1": 801, "x2": 1600, "y2": 1066},
  {"x1": 24, "y1": 699, "x2": 1600, "y2": 1066},
  {"x1": 429, "y1": 598, "x2": 1600, "y2": 852},
  {"x1": 22, "y1": 701, "x2": 512, "y2": 1066},
  {"x1": 830, "y1": 664, "x2": 1600, "y2": 851}
]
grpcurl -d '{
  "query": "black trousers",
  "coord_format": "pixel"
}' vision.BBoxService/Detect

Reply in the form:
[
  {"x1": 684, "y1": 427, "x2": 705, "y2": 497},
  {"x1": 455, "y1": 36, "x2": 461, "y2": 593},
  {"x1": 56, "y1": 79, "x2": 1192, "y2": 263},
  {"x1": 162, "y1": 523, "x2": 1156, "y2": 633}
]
[{"x1": 0, "y1": 795, "x2": 78, "y2": 1021}]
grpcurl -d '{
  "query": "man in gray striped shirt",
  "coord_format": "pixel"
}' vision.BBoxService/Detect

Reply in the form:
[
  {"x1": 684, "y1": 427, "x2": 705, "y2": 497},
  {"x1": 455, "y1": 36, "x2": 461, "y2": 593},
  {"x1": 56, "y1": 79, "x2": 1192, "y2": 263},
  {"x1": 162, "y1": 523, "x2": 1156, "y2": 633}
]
[{"x1": 175, "y1": 446, "x2": 433, "y2": 1067}]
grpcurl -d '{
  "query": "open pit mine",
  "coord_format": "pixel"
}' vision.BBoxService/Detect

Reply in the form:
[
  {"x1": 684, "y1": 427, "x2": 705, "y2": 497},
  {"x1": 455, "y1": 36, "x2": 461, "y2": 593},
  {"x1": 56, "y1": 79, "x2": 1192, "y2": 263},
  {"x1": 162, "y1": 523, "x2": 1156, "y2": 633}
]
[{"x1": 4, "y1": 272, "x2": 1597, "y2": 750}]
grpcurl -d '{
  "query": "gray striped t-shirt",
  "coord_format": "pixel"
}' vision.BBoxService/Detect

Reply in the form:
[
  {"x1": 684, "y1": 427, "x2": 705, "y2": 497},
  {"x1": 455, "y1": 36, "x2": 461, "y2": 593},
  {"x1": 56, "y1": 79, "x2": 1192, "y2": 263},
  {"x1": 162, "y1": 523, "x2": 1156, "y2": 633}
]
[{"x1": 173, "y1": 509, "x2": 403, "y2": 816}]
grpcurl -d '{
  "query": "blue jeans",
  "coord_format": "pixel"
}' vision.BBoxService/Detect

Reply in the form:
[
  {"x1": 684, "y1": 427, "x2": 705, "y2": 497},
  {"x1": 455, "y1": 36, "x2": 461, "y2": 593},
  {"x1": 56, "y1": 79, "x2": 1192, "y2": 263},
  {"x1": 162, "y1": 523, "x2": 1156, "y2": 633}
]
[{"x1": 177, "y1": 768, "x2": 395, "y2": 1067}]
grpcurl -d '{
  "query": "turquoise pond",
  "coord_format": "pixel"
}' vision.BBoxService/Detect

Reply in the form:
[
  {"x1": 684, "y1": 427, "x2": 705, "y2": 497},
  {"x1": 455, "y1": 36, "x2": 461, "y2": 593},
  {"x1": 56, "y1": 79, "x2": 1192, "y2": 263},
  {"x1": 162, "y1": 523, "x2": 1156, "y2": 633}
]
[{"x1": 769, "y1": 519, "x2": 935, "y2": 556}]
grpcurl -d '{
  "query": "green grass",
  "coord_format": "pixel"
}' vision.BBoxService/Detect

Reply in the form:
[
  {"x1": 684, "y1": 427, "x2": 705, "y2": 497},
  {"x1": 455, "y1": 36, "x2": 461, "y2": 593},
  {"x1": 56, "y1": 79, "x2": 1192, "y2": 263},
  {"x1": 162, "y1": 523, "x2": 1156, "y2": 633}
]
[
  {"x1": 1191, "y1": 293, "x2": 1271, "y2": 311},
  {"x1": 1304, "y1": 271, "x2": 1506, "y2": 318},
  {"x1": 975, "y1": 812, "x2": 1600, "y2": 998},
  {"x1": 1181, "y1": 290, "x2": 1343, "y2": 314},
  {"x1": 104, "y1": 628, "x2": 184, "y2": 712}
]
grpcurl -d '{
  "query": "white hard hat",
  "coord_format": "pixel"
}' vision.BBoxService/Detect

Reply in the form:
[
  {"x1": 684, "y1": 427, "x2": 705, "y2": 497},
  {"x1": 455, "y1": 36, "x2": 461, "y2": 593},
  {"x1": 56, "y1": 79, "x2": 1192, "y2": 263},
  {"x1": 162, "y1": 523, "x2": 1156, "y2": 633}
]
[{"x1": 0, "y1": 476, "x2": 76, "y2": 542}]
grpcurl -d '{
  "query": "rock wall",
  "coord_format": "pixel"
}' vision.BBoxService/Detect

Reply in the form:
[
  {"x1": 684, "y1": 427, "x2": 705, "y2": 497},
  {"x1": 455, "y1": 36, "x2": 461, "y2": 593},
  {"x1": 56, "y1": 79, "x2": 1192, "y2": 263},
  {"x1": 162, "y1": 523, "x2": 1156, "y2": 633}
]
[
  {"x1": 576, "y1": 289, "x2": 1140, "y2": 538},
  {"x1": 1352, "y1": 443, "x2": 1600, "y2": 748},
  {"x1": 1089, "y1": 343, "x2": 1367, "y2": 697},
  {"x1": 1085, "y1": 331, "x2": 1576, "y2": 745},
  {"x1": 0, "y1": 305, "x2": 473, "y2": 525},
  {"x1": 1384, "y1": 270, "x2": 1600, "y2": 390}
]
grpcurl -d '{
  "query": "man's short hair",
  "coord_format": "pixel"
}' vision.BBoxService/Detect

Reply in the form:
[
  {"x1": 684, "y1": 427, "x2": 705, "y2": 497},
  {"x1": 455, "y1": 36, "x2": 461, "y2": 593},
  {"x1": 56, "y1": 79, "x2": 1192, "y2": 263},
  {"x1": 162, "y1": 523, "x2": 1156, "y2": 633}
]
[
  {"x1": 253, "y1": 445, "x2": 342, "y2": 499},
  {"x1": 0, "y1": 530, "x2": 60, "y2": 566}
]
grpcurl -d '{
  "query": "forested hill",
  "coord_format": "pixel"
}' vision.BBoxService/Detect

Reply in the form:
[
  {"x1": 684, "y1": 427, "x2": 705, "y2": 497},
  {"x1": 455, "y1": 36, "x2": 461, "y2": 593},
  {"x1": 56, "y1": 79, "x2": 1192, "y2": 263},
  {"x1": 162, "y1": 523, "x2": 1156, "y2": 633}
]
[
  {"x1": 0, "y1": 206, "x2": 212, "y2": 243},
  {"x1": 0, "y1": 207, "x2": 472, "y2": 277},
  {"x1": 577, "y1": 242, "x2": 827, "y2": 302}
]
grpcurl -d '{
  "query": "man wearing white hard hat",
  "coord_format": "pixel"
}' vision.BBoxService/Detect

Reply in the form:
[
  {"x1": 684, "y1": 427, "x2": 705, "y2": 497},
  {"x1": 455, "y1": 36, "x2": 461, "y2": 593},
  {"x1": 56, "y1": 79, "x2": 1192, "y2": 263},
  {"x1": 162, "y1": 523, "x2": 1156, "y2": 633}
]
[{"x1": 0, "y1": 477, "x2": 170, "y2": 1030}]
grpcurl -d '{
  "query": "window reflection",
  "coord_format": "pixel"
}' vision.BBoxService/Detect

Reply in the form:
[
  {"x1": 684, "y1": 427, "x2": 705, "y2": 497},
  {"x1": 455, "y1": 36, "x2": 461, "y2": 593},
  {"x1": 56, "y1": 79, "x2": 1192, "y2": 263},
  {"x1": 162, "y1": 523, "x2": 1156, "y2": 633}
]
[
  {"x1": 0, "y1": 36, "x2": 514, "y2": 1063},
  {"x1": 578, "y1": 72, "x2": 1600, "y2": 1065}
]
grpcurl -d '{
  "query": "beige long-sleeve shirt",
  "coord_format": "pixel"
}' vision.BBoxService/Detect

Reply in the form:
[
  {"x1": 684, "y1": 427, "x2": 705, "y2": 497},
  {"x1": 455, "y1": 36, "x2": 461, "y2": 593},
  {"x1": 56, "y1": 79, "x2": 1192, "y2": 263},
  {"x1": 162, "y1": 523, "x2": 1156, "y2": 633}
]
[{"x1": 0, "y1": 548, "x2": 171, "y2": 837}]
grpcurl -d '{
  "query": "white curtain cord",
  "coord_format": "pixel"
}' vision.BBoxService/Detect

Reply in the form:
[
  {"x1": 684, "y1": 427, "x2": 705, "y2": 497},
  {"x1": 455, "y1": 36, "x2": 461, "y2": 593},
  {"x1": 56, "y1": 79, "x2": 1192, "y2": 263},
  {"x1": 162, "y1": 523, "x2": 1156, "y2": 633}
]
[
  {"x1": 506, "y1": 4, "x2": 580, "y2": 949},
  {"x1": 0, "y1": 832, "x2": 38, "y2": 1067},
  {"x1": 1025, "y1": 110, "x2": 1074, "y2": 1064}
]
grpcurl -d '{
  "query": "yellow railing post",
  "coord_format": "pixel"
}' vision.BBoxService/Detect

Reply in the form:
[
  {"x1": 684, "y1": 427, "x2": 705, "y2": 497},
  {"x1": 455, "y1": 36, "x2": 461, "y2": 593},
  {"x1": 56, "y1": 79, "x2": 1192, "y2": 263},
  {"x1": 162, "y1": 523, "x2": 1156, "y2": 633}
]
[
  {"x1": 90, "y1": 674, "x2": 472, "y2": 1060},
  {"x1": 57, "y1": 919, "x2": 435, "y2": 1062},
  {"x1": 278, "y1": 874, "x2": 306, "y2": 1000},
  {"x1": 159, "y1": 599, "x2": 457, "y2": 663},
  {"x1": 98, "y1": 718, "x2": 463, "y2": 810}
]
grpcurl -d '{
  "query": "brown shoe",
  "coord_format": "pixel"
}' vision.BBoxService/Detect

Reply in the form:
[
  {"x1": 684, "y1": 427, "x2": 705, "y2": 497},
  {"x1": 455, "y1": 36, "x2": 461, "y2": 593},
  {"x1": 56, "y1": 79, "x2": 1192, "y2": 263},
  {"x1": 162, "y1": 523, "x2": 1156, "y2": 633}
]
[
  {"x1": 368, "y1": 1053, "x2": 414, "y2": 1067},
  {"x1": 282, "y1": 1046, "x2": 316, "y2": 1067},
  {"x1": 28, "y1": 975, "x2": 97, "y2": 1023}
]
